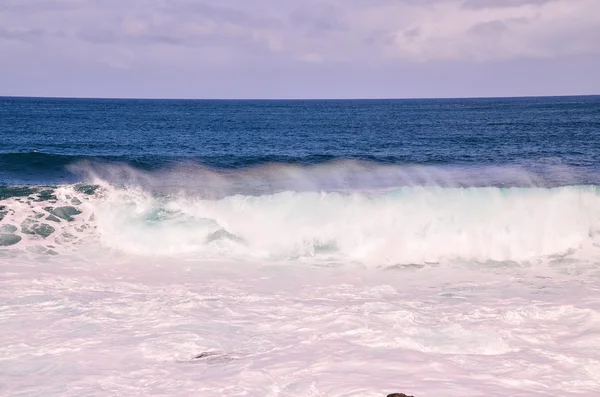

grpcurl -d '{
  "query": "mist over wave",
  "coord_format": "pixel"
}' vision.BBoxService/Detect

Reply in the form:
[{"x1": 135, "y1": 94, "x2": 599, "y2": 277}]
[
  {"x1": 1, "y1": 151, "x2": 597, "y2": 188},
  {"x1": 67, "y1": 159, "x2": 590, "y2": 197}
]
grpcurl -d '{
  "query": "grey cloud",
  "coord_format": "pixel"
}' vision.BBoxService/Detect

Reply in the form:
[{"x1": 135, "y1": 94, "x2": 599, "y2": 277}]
[
  {"x1": 38, "y1": 1, "x2": 285, "y2": 54},
  {"x1": 0, "y1": 0, "x2": 598, "y2": 67},
  {"x1": 403, "y1": 27, "x2": 421, "y2": 40},
  {"x1": 77, "y1": 29, "x2": 184, "y2": 46},
  {"x1": 365, "y1": 27, "x2": 419, "y2": 47},
  {"x1": 74, "y1": 22, "x2": 281, "y2": 59},
  {"x1": 344, "y1": 0, "x2": 448, "y2": 5},
  {"x1": 0, "y1": 27, "x2": 65, "y2": 42},
  {"x1": 462, "y1": 0, "x2": 555, "y2": 9},
  {"x1": 0, "y1": 0, "x2": 79, "y2": 12},
  {"x1": 468, "y1": 20, "x2": 510, "y2": 35},
  {"x1": 1, "y1": 0, "x2": 599, "y2": 98},
  {"x1": 0, "y1": 27, "x2": 43, "y2": 42},
  {"x1": 290, "y1": 3, "x2": 346, "y2": 33},
  {"x1": 162, "y1": 0, "x2": 282, "y2": 29}
]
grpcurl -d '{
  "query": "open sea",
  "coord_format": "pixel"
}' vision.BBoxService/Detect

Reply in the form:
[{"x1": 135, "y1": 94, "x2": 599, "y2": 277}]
[{"x1": 1, "y1": 95, "x2": 600, "y2": 396}]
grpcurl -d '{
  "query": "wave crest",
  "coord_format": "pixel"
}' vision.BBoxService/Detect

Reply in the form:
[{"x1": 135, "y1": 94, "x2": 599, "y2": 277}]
[{"x1": 2, "y1": 182, "x2": 599, "y2": 266}]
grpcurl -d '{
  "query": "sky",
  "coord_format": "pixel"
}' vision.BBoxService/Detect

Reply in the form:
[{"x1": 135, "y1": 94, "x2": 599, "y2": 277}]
[{"x1": 1, "y1": 0, "x2": 599, "y2": 99}]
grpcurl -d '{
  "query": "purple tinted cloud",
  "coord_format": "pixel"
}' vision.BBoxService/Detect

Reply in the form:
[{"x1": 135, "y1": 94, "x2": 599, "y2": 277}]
[{"x1": 0, "y1": 0, "x2": 598, "y2": 98}]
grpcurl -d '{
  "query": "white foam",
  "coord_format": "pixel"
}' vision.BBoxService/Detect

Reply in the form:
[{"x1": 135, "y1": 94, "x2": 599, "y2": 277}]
[
  {"x1": 87, "y1": 184, "x2": 600, "y2": 266},
  {"x1": 3, "y1": 183, "x2": 600, "y2": 267},
  {"x1": 2, "y1": 259, "x2": 600, "y2": 396}
]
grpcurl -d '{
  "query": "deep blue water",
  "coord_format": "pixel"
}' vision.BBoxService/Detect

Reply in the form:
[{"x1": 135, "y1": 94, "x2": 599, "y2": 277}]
[{"x1": 1, "y1": 95, "x2": 599, "y2": 187}]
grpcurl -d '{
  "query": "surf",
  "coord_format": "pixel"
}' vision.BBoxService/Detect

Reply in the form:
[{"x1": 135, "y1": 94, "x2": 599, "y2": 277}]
[{"x1": 1, "y1": 179, "x2": 599, "y2": 266}]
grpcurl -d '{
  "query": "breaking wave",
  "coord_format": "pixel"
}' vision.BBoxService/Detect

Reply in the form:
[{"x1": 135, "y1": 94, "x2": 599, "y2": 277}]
[{"x1": 2, "y1": 163, "x2": 600, "y2": 266}]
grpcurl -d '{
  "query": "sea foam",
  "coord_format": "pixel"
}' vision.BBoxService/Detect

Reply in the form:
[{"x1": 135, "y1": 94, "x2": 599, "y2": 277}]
[{"x1": 1, "y1": 178, "x2": 599, "y2": 266}]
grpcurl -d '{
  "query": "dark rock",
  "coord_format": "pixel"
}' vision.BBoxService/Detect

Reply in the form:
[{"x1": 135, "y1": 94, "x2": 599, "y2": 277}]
[
  {"x1": 35, "y1": 224, "x2": 55, "y2": 238},
  {"x1": 194, "y1": 352, "x2": 218, "y2": 359},
  {"x1": 61, "y1": 232, "x2": 77, "y2": 242},
  {"x1": 0, "y1": 234, "x2": 22, "y2": 246},
  {"x1": 74, "y1": 184, "x2": 100, "y2": 195},
  {"x1": 205, "y1": 229, "x2": 244, "y2": 244},
  {"x1": 46, "y1": 215, "x2": 61, "y2": 223},
  {"x1": 48, "y1": 206, "x2": 82, "y2": 222},
  {"x1": 0, "y1": 211, "x2": 6, "y2": 222},
  {"x1": 0, "y1": 224, "x2": 17, "y2": 233},
  {"x1": 21, "y1": 219, "x2": 55, "y2": 238},
  {"x1": 21, "y1": 219, "x2": 36, "y2": 235},
  {"x1": 192, "y1": 351, "x2": 236, "y2": 364},
  {"x1": 34, "y1": 189, "x2": 57, "y2": 202},
  {"x1": 0, "y1": 186, "x2": 37, "y2": 200},
  {"x1": 387, "y1": 394, "x2": 415, "y2": 397}
]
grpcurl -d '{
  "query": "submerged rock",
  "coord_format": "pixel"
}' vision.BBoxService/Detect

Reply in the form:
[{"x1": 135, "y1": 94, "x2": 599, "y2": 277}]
[
  {"x1": 74, "y1": 184, "x2": 100, "y2": 195},
  {"x1": 45, "y1": 215, "x2": 61, "y2": 223},
  {"x1": 0, "y1": 224, "x2": 17, "y2": 233},
  {"x1": 34, "y1": 224, "x2": 55, "y2": 238},
  {"x1": 20, "y1": 219, "x2": 35, "y2": 234},
  {"x1": 205, "y1": 229, "x2": 244, "y2": 244},
  {"x1": 34, "y1": 189, "x2": 58, "y2": 202},
  {"x1": 21, "y1": 219, "x2": 55, "y2": 238},
  {"x1": 193, "y1": 351, "x2": 236, "y2": 364},
  {"x1": 194, "y1": 352, "x2": 218, "y2": 359},
  {"x1": 44, "y1": 206, "x2": 82, "y2": 222},
  {"x1": 0, "y1": 186, "x2": 37, "y2": 200},
  {"x1": 61, "y1": 232, "x2": 77, "y2": 242},
  {"x1": 0, "y1": 234, "x2": 22, "y2": 247},
  {"x1": 0, "y1": 211, "x2": 6, "y2": 222}
]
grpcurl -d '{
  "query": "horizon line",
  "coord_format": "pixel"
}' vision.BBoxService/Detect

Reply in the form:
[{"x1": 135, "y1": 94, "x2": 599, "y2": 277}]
[{"x1": 1, "y1": 93, "x2": 599, "y2": 101}]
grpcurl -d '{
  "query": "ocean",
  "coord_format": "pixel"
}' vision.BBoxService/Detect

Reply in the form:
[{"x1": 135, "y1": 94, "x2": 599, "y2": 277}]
[{"x1": 1, "y1": 95, "x2": 600, "y2": 396}]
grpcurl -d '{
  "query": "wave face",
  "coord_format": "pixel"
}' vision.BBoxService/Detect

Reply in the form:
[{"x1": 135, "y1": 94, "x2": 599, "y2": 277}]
[{"x1": 1, "y1": 172, "x2": 599, "y2": 266}]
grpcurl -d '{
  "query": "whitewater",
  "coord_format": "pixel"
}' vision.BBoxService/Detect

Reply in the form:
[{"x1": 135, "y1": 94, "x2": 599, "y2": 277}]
[
  {"x1": 2, "y1": 96, "x2": 600, "y2": 396},
  {"x1": 2, "y1": 176, "x2": 600, "y2": 264},
  {"x1": 1, "y1": 166, "x2": 600, "y2": 396}
]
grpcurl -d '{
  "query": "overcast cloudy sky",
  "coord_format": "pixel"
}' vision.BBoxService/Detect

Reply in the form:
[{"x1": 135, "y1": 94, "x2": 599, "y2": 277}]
[{"x1": 1, "y1": 0, "x2": 599, "y2": 98}]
